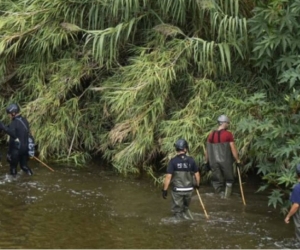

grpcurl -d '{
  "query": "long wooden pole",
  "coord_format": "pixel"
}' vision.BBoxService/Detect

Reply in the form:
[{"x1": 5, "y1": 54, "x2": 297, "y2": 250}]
[
  {"x1": 196, "y1": 189, "x2": 209, "y2": 219},
  {"x1": 33, "y1": 156, "x2": 55, "y2": 172},
  {"x1": 237, "y1": 167, "x2": 246, "y2": 205}
]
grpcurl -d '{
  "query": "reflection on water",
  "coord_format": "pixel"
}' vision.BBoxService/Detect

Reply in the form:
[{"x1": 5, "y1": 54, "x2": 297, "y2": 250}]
[{"x1": 0, "y1": 161, "x2": 297, "y2": 249}]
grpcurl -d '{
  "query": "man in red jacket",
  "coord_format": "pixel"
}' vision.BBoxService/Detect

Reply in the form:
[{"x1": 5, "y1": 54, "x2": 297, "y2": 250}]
[{"x1": 205, "y1": 115, "x2": 240, "y2": 198}]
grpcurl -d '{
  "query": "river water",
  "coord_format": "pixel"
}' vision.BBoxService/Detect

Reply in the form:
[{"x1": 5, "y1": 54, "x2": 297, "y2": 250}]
[{"x1": 0, "y1": 160, "x2": 297, "y2": 249}]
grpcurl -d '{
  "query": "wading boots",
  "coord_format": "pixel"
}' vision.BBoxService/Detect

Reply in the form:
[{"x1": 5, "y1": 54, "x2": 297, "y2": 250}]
[{"x1": 224, "y1": 183, "x2": 233, "y2": 198}]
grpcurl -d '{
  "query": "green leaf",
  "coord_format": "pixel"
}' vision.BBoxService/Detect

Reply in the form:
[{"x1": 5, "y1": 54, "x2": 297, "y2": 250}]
[{"x1": 268, "y1": 190, "x2": 284, "y2": 208}]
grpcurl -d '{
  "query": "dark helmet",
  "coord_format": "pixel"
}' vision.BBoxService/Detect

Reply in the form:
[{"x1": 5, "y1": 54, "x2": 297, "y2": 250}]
[
  {"x1": 296, "y1": 164, "x2": 300, "y2": 175},
  {"x1": 6, "y1": 103, "x2": 20, "y2": 114},
  {"x1": 174, "y1": 139, "x2": 189, "y2": 151},
  {"x1": 217, "y1": 114, "x2": 230, "y2": 124}
]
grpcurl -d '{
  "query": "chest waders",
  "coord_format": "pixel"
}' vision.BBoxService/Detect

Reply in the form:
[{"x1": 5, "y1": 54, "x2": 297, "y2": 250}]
[
  {"x1": 293, "y1": 208, "x2": 300, "y2": 242},
  {"x1": 207, "y1": 130, "x2": 234, "y2": 197},
  {"x1": 171, "y1": 156, "x2": 194, "y2": 219}
]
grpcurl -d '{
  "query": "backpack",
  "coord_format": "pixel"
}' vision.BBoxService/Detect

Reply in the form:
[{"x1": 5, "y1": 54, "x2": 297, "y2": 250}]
[{"x1": 16, "y1": 118, "x2": 35, "y2": 157}]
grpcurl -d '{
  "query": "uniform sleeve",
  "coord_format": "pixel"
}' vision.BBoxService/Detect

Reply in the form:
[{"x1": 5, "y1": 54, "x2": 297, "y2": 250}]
[
  {"x1": 291, "y1": 185, "x2": 300, "y2": 204},
  {"x1": 166, "y1": 160, "x2": 175, "y2": 174},
  {"x1": 0, "y1": 121, "x2": 17, "y2": 139},
  {"x1": 189, "y1": 158, "x2": 199, "y2": 173}
]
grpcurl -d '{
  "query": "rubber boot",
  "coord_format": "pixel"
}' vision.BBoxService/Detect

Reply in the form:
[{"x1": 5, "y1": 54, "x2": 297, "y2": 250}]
[
  {"x1": 174, "y1": 213, "x2": 182, "y2": 220},
  {"x1": 21, "y1": 166, "x2": 33, "y2": 176},
  {"x1": 182, "y1": 209, "x2": 194, "y2": 220},
  {"x1": 212, "y1": 181, "x2": 222, "y2": 194},
  {"x1": 26, "y1": 169, "x2": 33, "y2": 176},
  {"x1": 224, "y1": 183, "x2": 233, "y2": 198},
  {"x1": 10, "y1": 168, "x2": 17, "y2": 178}
]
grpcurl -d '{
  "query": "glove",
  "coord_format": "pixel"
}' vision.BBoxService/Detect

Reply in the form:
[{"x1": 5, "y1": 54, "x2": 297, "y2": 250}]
[
  {"x1": 162, "y1": 189, "x2": 167, "y2": 199},
  {"x1": 203, "y1": 162, "x2": 211, "y2": 172},
  {"x1": 236, "y1": 161, "x2": 242, "y2": 169},
  {"x1": 194, "y1": 184, "x2": 200, "y2": 190}
]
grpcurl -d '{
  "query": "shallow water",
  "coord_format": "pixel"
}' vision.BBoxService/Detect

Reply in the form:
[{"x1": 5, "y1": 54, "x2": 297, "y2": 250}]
[{"x1": 0, "y1": 160, "x2": 297, "y2": 249}]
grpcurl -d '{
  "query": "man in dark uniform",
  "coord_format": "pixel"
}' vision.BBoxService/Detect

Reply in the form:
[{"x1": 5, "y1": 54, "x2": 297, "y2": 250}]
[
  {"x1": 285, "y1": 164, "x2": 300, "y2": 242},
  {"x1": 0, "y1": 103, "x2": 33, "y2": 177},
  {"x1": 205, "y1": 115, "x2": 240, "y2": 198},
  {"x1": 162, "y1": 139, "x2": 200, "y2": 219}
]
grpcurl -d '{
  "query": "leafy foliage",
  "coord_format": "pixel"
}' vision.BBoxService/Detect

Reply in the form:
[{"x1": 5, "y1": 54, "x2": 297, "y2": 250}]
[
  {"x1": 0, "y1": 0, "x2": 300, "y2": 212},
  {"x1": 244, "y1": 0, "x2": 300, "y2": 212}
]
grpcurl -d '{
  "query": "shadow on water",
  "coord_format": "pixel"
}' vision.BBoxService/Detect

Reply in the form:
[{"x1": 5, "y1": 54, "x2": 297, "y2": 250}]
[{"x1": 0, "y1": 159, "x2": 297, "y2": 249}]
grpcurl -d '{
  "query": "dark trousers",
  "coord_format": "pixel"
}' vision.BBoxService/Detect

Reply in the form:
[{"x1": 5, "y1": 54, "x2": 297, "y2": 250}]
[
  {"x1": 293, "y1": 211, "x2": 300, "y2": 242},
  {"x1": 8, "y1": 149, "x2": 33, "y2": 176}
]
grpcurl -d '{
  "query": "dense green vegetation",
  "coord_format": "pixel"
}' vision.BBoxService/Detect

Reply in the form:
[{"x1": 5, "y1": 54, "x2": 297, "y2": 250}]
[{"x1": 0, "y1": 0, "x2": 299, "y2": 212}]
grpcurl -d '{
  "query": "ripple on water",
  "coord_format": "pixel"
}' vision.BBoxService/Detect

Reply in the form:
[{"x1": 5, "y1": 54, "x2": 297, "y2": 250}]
[
  {"x1": 0, "y1": 168, "x2": 295, "y2": 249},
  {"x1": 160, "y1": 216, "x2": 185, "y2": 224},
  {"x1": 0, "y1": 174, "x2": 21, "y2": 184},
  {"x1": 159, "y1": 212, "x2": 207, "y2": 225},
  {"x1": 274, "y1": 238, "x2": 300, "y2": 249}
]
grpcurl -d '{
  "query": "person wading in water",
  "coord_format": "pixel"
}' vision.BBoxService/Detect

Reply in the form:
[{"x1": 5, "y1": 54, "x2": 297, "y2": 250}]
[
  {"x1": 285, "y1": 164, "x2": 300, "y2": 243},
  {"x1": 162, "y1": 139, "x2": 200, "y2": 219},
  {"x1": 204, "y1": 115, "x2": 241, "y2": 198},
  {"x1": 0, "y1": 104, "x2": 33, "y2": 177}
]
